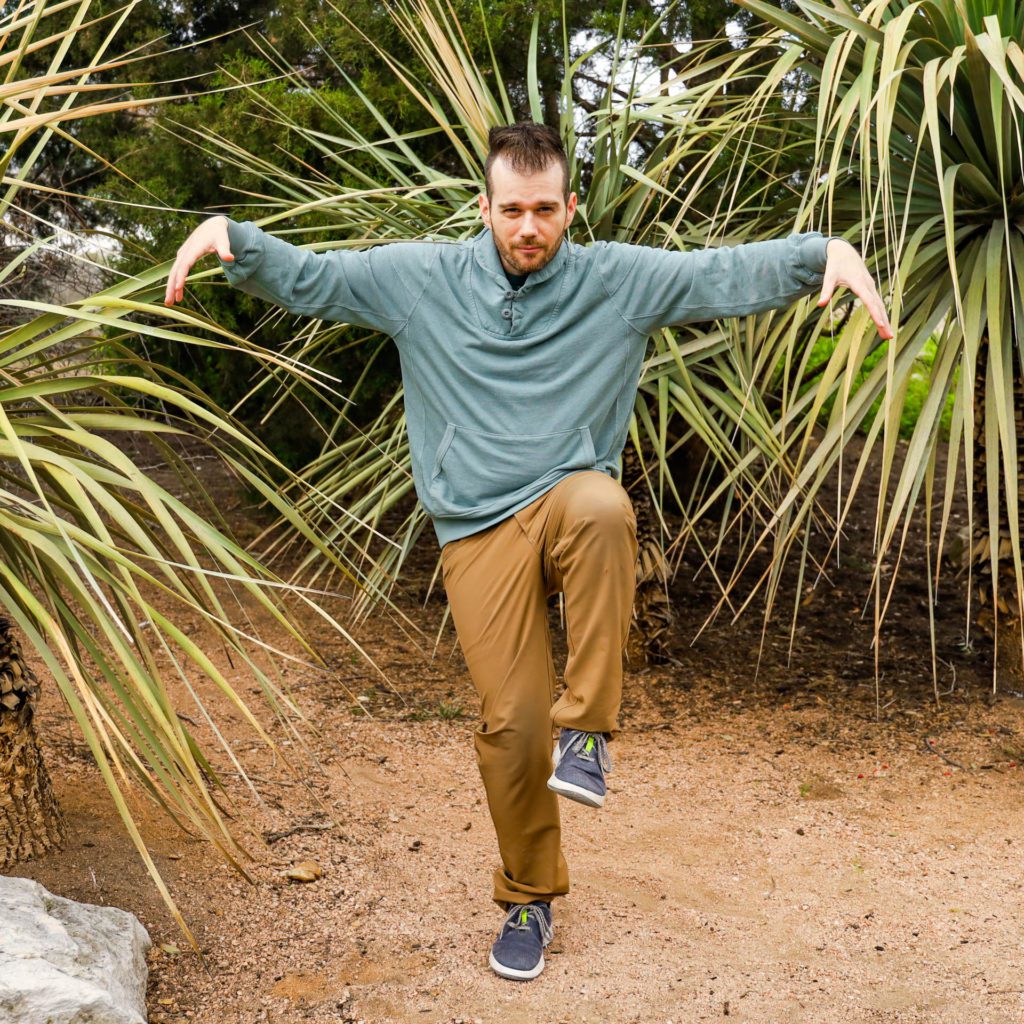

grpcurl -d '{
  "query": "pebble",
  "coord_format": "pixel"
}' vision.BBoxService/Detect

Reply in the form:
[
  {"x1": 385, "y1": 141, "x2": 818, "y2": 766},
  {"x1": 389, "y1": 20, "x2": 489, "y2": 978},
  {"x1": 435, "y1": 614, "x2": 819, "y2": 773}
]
[{"x1": 284, "y1": 861, "x2": 322, "y2": 882}]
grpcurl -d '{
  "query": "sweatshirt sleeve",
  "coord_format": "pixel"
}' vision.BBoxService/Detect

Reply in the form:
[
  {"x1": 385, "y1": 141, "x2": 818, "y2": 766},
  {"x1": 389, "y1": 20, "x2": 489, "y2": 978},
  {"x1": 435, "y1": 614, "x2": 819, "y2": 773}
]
[
  {"x1": 596, "y1": 233, "x2": 836, "y2": 335},
  {"x1": 216, "y1": 218, "x2": 437, "y2": 334}
]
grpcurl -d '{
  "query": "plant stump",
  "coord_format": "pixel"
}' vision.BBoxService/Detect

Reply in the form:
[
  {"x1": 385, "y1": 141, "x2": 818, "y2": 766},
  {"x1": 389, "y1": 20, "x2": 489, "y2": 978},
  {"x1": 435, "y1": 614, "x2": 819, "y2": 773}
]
[{"x1": 0, "y1": 618, "x2": 65, "y2": 867}]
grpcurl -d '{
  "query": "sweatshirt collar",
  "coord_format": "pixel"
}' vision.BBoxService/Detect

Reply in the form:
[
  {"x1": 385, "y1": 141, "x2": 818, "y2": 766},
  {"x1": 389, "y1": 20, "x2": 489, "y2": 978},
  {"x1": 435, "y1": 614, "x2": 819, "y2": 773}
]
[{"x1": 472, "y1": 227, "x2": 569, "y2": 289}]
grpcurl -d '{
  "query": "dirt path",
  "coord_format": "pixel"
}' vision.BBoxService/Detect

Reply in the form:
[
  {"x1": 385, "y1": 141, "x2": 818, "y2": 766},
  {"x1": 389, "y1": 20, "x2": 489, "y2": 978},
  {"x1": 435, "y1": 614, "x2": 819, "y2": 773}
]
[
  {"x1": 19, "y1": 641, "x2": 1024, "y2": 1024},
  {"x1": 12, "y1": 442, "x2": 1024, "y2": 1023}
]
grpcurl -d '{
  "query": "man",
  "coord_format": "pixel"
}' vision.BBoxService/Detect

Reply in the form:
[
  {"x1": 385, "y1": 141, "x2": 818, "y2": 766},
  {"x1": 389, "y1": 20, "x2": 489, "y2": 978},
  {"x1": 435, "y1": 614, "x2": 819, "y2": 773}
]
[{"x1": 165, "y1": 122, "x2": 892, "y2": 982}]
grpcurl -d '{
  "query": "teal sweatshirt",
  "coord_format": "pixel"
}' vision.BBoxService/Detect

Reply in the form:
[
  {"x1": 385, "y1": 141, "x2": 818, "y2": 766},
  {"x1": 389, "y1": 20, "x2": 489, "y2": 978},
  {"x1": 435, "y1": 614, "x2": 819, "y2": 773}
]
[{"x1": 219, "y1": 220, "x2": 832, "y2": 547}]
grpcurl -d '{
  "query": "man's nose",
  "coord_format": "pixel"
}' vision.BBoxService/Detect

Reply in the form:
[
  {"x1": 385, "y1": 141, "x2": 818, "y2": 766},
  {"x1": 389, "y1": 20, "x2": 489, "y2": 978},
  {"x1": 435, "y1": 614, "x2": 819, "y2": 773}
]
[{"x1": 520, "y1": 212, "x2": 538, "y2": 235}]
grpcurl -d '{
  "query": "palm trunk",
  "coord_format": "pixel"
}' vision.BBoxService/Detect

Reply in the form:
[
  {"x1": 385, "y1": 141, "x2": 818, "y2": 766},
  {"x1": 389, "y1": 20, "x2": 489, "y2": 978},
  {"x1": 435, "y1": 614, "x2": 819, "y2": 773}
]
[
  {"x1": 621, "y1": 443, "x2": 675, "y2": 665},
  {"x1": 971, "y1": 338, "x2": 1024, "y2": 689},
  {"x1": 0, "y1": 616, "x2": 65, "y2": 867}
]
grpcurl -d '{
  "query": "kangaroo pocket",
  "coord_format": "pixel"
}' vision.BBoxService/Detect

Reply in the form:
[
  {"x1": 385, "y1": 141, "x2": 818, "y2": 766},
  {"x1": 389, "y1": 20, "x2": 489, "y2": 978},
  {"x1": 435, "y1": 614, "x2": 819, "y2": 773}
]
[{"x1": 426, "y1": 422, "x2": 597, "y2": 519}]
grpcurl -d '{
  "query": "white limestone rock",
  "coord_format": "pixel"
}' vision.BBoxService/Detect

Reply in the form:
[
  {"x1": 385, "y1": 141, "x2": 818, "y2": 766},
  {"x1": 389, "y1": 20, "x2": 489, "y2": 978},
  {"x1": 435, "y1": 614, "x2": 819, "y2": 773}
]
[{"x1": 0, "y1": 875, "x2": 151, "y2": 1024}]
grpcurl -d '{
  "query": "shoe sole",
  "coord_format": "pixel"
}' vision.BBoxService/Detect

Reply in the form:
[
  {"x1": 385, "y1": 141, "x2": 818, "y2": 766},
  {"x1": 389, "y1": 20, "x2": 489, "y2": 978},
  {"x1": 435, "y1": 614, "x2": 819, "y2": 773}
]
[
  {"x1": 546, "y1": 774, "x2": 605, "y2": 807},
  {"x1": 489, "y1": 951, "x2": 545, "y2": 980},
  {"x1": 547, "y1": 741, "x2": 606, "y2": 807}
]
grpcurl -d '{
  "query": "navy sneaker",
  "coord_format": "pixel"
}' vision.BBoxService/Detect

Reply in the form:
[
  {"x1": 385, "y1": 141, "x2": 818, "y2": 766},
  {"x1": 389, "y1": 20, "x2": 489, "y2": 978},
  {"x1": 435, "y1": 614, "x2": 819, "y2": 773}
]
[
  {"x1": 547, "y1": 728, "x2": 612, "y2": 807},
  {"x1": 489, "y1": 900, "x2": 553, "y2": 980}
]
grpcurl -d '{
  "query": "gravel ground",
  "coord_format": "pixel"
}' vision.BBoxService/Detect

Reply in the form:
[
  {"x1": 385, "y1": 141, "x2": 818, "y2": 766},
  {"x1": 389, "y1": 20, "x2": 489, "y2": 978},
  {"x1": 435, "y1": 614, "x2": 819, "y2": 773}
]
[
  {"x1": 12, "y1": 438, "x2": 1024, "y2": 1023},
  {"x1": 19, "y1": 657, "x2": 1024, "y2": 1024}
]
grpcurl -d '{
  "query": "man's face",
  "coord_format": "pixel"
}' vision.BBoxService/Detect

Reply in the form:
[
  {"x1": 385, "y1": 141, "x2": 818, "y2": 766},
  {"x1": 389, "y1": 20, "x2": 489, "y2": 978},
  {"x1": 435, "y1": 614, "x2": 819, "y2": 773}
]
[{"x1": 478, "y1": 156, "x2": 577, "y2": 275}]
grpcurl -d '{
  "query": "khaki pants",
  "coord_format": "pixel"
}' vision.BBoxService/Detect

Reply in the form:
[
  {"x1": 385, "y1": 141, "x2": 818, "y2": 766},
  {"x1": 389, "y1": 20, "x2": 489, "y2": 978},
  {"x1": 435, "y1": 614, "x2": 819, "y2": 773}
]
[{"x1": 440, "y1": 470, "x2": 638, "y2": 908}]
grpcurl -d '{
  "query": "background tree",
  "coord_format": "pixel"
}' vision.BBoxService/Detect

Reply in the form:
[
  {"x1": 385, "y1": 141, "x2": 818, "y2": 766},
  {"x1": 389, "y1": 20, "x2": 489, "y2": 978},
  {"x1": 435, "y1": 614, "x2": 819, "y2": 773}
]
[{"x1": 1, "y1": 618, "x2": 64, "y2": 866}]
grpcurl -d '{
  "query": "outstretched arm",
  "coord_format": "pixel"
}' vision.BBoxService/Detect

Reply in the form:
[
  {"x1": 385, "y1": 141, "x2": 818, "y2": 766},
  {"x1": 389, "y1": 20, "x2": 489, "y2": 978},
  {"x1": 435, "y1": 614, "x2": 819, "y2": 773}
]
[
  {"x1": 598, "y1": 233, "x2": 892, "y2": 339},
  {"x1": 164, "y1": 217, "x2": 436, "y2": 334}
]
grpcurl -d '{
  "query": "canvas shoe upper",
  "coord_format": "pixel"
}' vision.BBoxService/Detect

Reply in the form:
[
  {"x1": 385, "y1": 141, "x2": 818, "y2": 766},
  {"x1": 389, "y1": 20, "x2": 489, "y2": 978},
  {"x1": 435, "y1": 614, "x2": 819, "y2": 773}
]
[
  {"x1": 547, "y1": 728, "x2": 612, "y2": 807},
  {"x1": 489, "y1": 900, "x2": 553, "y2": 981}
]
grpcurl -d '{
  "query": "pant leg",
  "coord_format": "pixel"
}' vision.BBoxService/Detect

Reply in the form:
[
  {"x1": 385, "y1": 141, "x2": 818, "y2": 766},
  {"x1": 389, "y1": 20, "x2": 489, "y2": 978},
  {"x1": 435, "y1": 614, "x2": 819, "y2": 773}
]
[
  {"x1": 441, "y1": 514, "x2": 570, "y2": 909},
  {"x1": 516, "y1": 470, "x2": 638, "y2": 740}
]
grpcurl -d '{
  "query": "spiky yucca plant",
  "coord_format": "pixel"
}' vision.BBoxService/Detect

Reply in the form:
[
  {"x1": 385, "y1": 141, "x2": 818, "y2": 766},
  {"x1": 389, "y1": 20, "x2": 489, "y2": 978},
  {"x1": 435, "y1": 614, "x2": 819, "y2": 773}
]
[
  {"x1": 621, "y1": 444, "x2": 675, "y2": 665},
  {"x1": 183, "y1": 0, "x2": 1024, "y2": 696},
  {"x1": 1, "y1": 0, "x2": 375, "y2": 943},
  {"x1": 728, "y1": 0, "x2": 1024, "y2": 687}
]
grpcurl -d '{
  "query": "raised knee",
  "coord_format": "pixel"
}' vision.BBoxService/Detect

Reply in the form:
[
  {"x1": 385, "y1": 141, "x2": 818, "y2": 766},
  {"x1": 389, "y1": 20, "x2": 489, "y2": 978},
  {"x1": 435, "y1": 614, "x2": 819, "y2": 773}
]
[
  {"x1": 568, "y1": 492, "x2": 636, "y2": 538},
  {"x1": 562, "y1": 474, "x2": 634, "y2": 530}
]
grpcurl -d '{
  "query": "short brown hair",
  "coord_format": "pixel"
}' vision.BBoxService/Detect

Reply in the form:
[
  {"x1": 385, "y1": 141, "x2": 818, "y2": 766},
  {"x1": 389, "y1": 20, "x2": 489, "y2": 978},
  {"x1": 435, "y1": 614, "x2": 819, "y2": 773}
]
[{"x1": 484, "y1": 122, "x2": 570, "y2": 200}]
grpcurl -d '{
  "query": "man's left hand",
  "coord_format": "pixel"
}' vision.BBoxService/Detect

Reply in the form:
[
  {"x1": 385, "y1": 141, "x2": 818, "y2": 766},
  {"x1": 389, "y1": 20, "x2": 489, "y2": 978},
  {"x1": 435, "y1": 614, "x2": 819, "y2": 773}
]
[{"x1": 818, "y1": 238, "x2": 894, "y2": 340}]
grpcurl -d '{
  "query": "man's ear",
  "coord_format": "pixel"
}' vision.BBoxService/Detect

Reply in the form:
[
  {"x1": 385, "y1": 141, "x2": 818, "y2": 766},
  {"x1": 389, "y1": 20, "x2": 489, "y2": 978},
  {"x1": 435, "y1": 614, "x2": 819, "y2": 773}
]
[
  {"x1": 478, "y1": 192, "x2": 491, "y2": 229},
  {"x1": 564, "y1": 191, "x2": 578, "y2": 230}
]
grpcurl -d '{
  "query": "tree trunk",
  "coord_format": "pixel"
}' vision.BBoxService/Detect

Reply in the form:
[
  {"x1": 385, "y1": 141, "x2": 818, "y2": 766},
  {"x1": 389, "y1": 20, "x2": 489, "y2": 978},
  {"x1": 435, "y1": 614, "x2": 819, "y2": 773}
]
[
  {"x1": 971, "y1": 338, "x2": 1024, "y2": 690},
  {"x1": 0, "y1": 616, "x2": 65, "y2": 867},
  {"x1": 622, "y1": 442, "x2": 675, "y2": 665}
]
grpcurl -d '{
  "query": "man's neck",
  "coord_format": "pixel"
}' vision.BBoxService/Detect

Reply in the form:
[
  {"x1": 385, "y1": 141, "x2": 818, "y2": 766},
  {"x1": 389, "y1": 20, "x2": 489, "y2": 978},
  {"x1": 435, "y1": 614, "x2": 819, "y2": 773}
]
[{"x1": 503, "y1": 265, "x2": 529, "y2": 290}]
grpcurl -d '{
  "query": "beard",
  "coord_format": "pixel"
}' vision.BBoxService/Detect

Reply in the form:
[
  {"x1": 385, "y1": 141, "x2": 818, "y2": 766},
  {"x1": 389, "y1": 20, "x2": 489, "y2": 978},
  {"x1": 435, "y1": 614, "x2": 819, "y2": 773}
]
[{"x1": 492, "y1": 232, "x2": 561, "y2": 275}]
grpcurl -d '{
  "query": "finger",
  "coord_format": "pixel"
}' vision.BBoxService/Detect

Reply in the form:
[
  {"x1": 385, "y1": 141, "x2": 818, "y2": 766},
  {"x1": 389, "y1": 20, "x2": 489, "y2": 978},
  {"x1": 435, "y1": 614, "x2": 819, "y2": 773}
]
[
  {"x1": 170, "y1": 259, "x2": 189, "y2": 306},
  {"x1": 855, "y1": 278, "x2": 893, "y2": 338},
  {"x1": 863, "y1": 281, "x2": 887, "y2": 326},
  {"x1": 175, "y1": 249, "x2": 200, "y2": 303},
  {"x1": 164, "y1": 258, "x2": 181, "y2": 306},
  {"x1": 867, "y1": 295, "x2": 892, "y2": 337},
  {"x1": 817, "y1": 270, "x2": 837, "y2": 306},
  {"x1": 867, "y1": 305, "x2": 891, "y2": 337},
  {"x1": 168, "y1": 262, "x2": 182, "y2": 306}
]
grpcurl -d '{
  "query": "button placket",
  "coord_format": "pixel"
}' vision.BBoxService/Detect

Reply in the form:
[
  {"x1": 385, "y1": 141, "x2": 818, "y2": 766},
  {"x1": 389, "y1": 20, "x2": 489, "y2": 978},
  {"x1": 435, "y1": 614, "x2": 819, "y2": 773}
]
[{"x1": 499, "y1": 284, "x2": 520, "y2": 331}]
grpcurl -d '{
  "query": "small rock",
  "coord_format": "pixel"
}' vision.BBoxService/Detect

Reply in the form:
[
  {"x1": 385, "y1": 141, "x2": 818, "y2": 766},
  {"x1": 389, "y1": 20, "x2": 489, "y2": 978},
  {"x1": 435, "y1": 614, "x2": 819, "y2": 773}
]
[{"x1": 284, "y1": 861, "x2": 322, "y2": 883}]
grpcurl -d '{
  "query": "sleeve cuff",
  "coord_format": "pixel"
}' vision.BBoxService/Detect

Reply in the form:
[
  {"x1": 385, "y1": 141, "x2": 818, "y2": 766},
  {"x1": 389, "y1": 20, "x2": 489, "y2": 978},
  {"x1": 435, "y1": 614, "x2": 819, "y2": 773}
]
[
  {"x1": 795, "y1": 233, "x2": 831, "y2": 276},
  {"x1": 217, "y1": 218, "x2": 263, "y2": 282}
]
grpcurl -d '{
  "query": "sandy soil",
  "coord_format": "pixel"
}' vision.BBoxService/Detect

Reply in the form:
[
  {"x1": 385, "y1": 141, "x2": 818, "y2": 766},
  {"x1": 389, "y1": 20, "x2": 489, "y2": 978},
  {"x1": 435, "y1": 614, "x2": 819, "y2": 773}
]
[{"x1": 11, "y1": 442, "x2": 1024, "y2": 1024}]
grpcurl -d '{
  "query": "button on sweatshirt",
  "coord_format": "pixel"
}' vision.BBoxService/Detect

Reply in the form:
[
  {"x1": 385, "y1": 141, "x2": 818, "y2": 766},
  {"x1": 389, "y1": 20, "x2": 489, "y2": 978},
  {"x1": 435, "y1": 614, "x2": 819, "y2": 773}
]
[{"x1": 218, "y1": 220, "x2": 832, "y2": 547}]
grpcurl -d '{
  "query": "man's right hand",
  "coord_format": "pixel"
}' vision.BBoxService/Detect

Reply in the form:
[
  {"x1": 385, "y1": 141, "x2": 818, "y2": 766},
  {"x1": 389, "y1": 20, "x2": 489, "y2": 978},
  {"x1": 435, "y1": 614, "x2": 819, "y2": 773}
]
[{"x1": 164, "y1": 216, "x2": 234, "y2": 307}]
